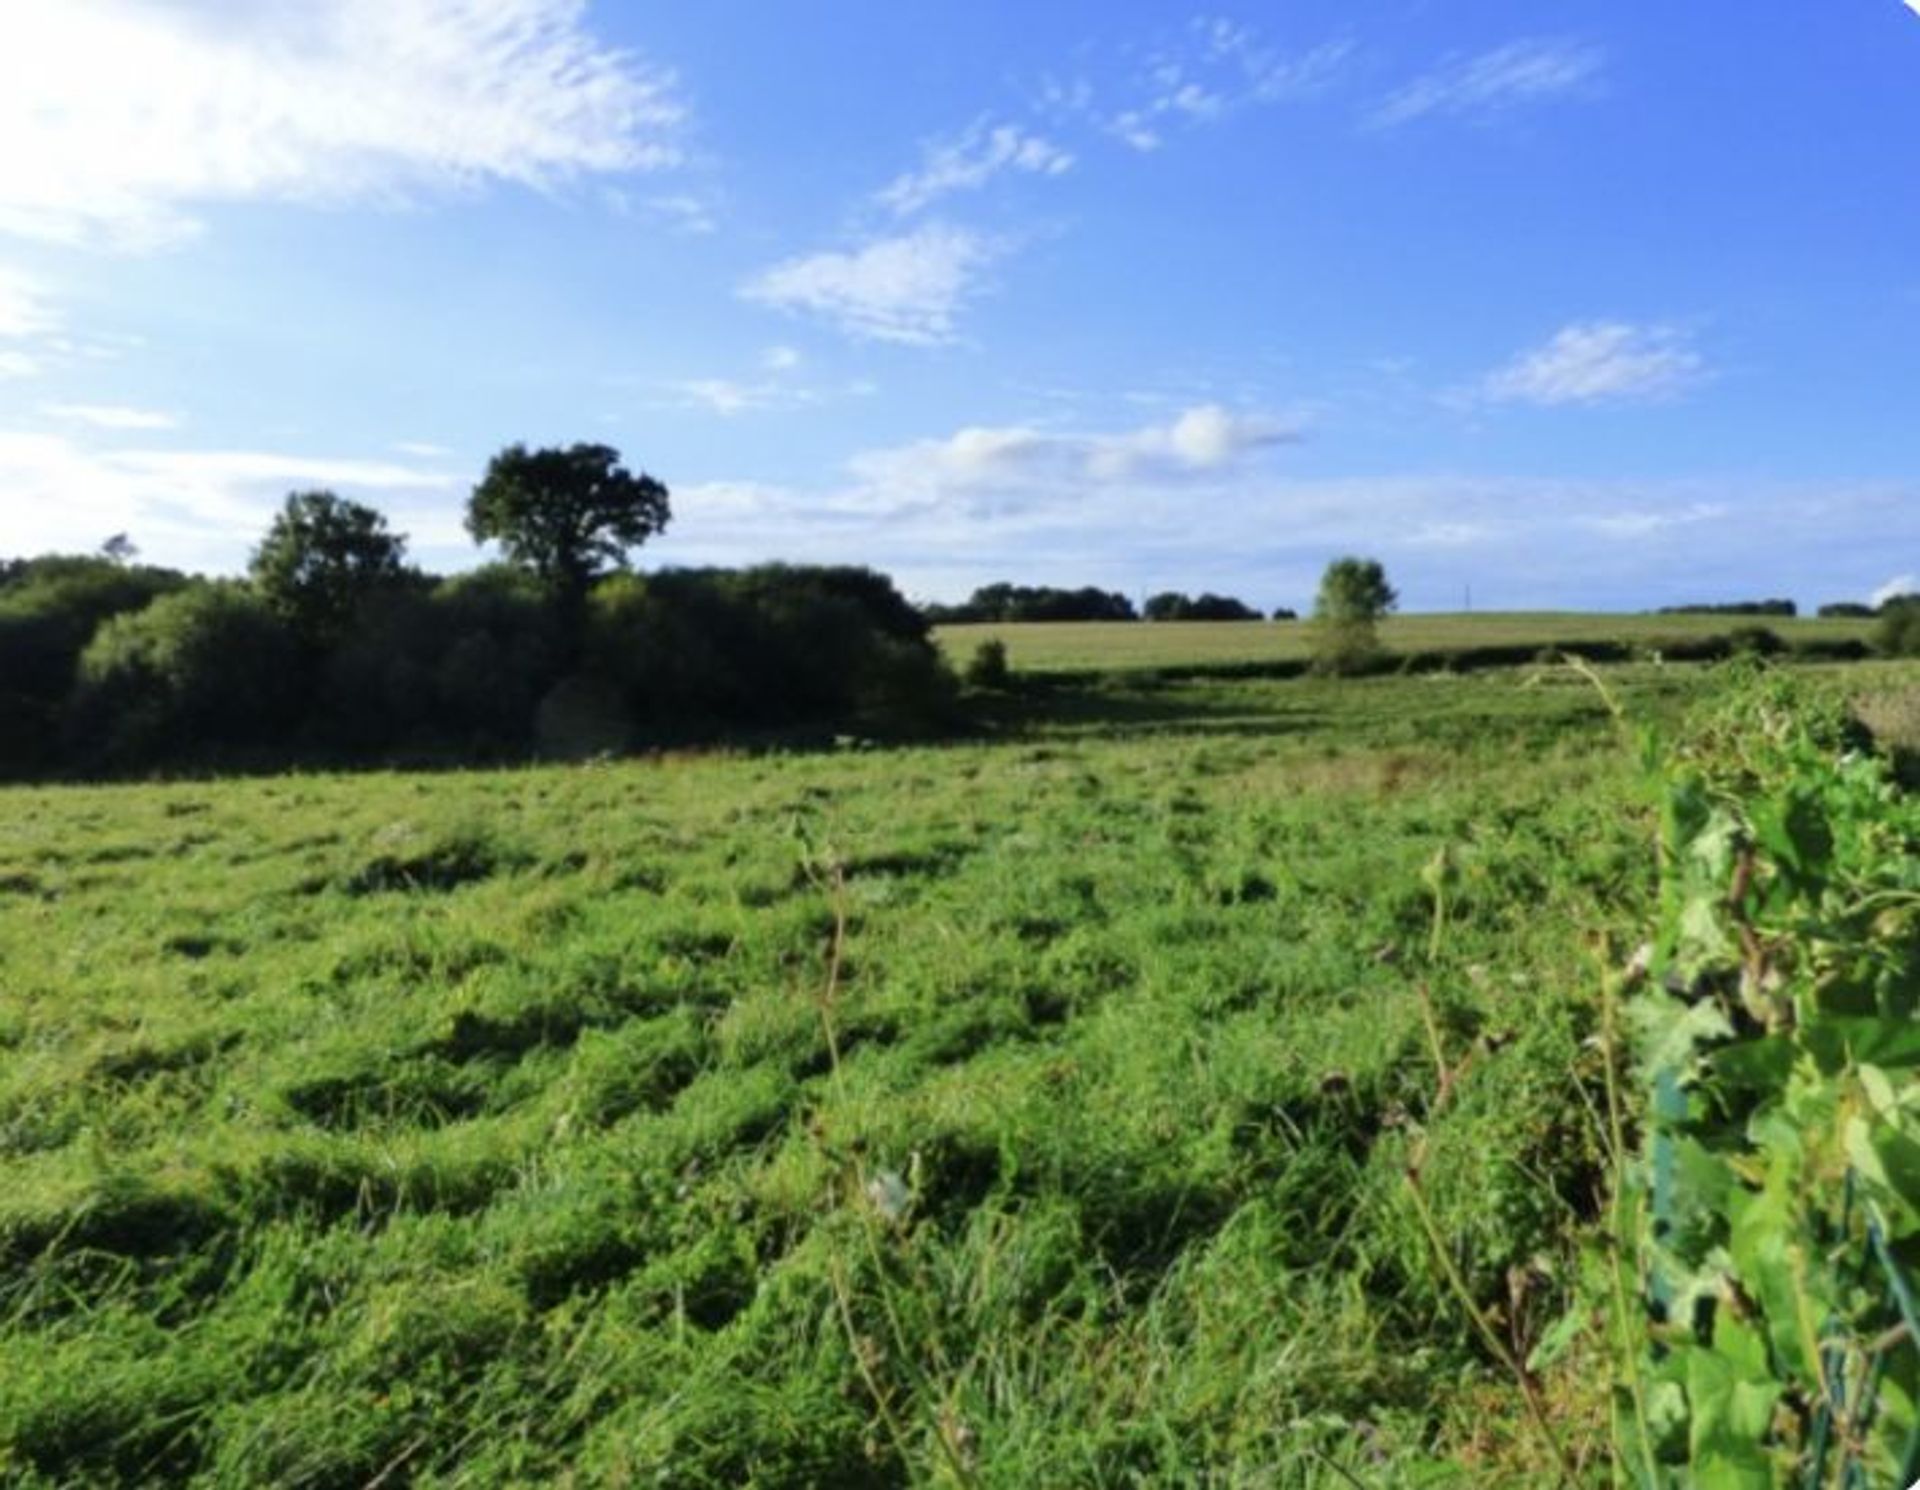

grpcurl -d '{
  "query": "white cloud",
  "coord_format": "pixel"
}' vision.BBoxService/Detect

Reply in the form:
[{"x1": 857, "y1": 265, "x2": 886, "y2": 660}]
[
  {"x1": 845, "y1": 404, "x2": 1301, "y2": 497},
  {"x1": 41, "y1": 402, "x2": 177, "y2": 431},
  {"x1": 395, "y1": 440, "x2": 454, "y2": 458},
  {"x1": 877, "y1": 121, "x2": 1073, "y2": 215},
  {"x1": 1871, "y1": 574, "x2": 1917, "y2": 607},
  {"x1": 1090, "y1": 25, "x2": 1350, "y2": 152},
  {"x1": 1370, "y1": 39, "x2": 1604, "y2": 129},
  {"x1": 661, "y1": 455, "x2": 1916, "y2": 613},
  {"x1": 668, "y1": 378, "x2": 788, "y2": 416},
  {"x1": 1578, "y1": 502, "x2": 1727, "y2": 539},
  {"x1": 0, "y1": 352, "x2": 38, "y2": 379},
  {"x1": 0, "y1": 431, "x2": 459, "y2": 569},
  {"x1": 0, "y1": 0, "x2": 686, "y2": 250},
  {"x1": 0, "y1": 266, "x2": 57, "y2": 339},
  {"x1": 761, "y1": 345, "x2": 802, "y2": 372},
  {"x1": 642, "y1": 193, "x2": 719, "y2": 236},
  {"x1": 741, "y1": 225, "x2": 1004, "y2": 346},
  {"x1": 1482, "y1": 322, "x2": 1706, "y2": 407}
]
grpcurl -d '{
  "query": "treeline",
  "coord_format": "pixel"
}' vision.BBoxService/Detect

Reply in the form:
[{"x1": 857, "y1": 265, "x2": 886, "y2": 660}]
[
  {"x1": 923, "y1": 583, "x2": 1288, "y2": 624},
  {"x1": 0, "y1": 445, "x2": 958, "y2": 779},
  {"x1": 1655, "y1": 599, "x2": 1800, "y2": 617}
]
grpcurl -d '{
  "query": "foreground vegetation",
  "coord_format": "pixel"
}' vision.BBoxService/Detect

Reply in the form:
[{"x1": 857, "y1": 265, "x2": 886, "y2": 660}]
[{"x1": 1, "y1": 661, "x2": 1912, "y2": 1484}]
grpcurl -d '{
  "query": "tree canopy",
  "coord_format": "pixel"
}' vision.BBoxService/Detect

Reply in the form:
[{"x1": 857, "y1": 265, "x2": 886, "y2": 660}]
[
  {"x1": 1313, "y1": 557, "x2": 1398, "y2": 625},
  {"x1": 467, "y1": 444, "x2": 671, "y2": 607},
  {"x1": 249, "y1": 492, "x2": 410, "y2": 641},
  {"x1": 1311, "y1": 556, "x2": 1396, "y2": 674}
]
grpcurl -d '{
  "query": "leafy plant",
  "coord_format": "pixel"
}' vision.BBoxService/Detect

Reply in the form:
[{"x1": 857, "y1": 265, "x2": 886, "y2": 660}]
[{"x1": 1608, "y1": 671, "x2": 1920, "y2": 1486}]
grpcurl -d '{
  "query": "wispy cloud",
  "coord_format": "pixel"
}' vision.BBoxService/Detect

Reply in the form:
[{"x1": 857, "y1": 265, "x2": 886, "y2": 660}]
[
  {"x1": 1059, "y1": 19, "x2": 1351, "y2": 153},
  {"x1": 877, "y1": 121, "x2": 1073, "y2": 215},
  {"x1": 741, "y1": 225, "x2": 1005, "y2": 346},
  {"x1": 0, "y1": 0, "x2": 687, "y2": 250},
  {"x1": 0, "y1": 265, "x2": 57, "y2": 338},
  {"x1": 1577, "y1": 502, "x2": 1726, "y2": 538},
  {"x1": 41, "y1": 402, "x2": 177, "y2": 431},
  {"x1": 1481, "y1": 322, "x2": 1707, "y2": 407},
  {"x1": 1370, "y1": 38, "x2": 1604, "y2": 129},
  {"x1": 0, "y1": 265, "x2": 59, "y2": 378}
]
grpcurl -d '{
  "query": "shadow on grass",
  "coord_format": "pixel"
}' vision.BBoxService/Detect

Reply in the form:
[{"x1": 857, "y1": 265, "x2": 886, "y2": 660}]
[{"x1": 974, "y1": 681, "x2": 1327, "y2": 742}]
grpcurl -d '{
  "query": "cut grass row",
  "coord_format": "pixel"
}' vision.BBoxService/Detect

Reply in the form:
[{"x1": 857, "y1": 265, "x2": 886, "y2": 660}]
[{"x1": 934, "y1": 611, "x2": 1874, "y2": 673}]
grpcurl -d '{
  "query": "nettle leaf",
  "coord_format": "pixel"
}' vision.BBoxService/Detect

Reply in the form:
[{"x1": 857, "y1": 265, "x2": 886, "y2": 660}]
[
  {"x1": 1845, "y1": 1067, "x2": 1920, "y2": 1239},
  {"x1": 1751, "y1": 788, "x2": 1834, "y2": 890},
  {"x1": 1685, "y1": 1332, "x2": 1781, "y2": 1489},
  {"x1": 1631, "y1": 992, "x2": 1735, "y2": 1089},
  {"x1": 1726, "y1": 1179, "x2": 1811, "y2": 1380}
]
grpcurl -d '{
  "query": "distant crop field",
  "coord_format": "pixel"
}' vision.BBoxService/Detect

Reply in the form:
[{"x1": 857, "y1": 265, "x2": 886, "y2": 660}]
[
  {"x1": 935, "y1": 610, "x2": 1873, "y2": 672},
  {"x1": 1, "y1": 662, "x2": 1911, "y2": 1483}
]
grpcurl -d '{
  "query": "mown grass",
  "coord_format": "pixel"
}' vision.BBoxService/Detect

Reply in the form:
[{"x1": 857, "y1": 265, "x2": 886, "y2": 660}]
[
  {"x1": 0, "y1": 661, "x2": 1908, "y2": 1485},
  {"x1": 935, "y1": 611, "x2": 1873, "y2": 673}
]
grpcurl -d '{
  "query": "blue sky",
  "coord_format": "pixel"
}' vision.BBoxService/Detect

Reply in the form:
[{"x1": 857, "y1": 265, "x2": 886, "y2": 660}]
[{"x1": 1, "y1": 0, "x2": 1916, "y2": 611}]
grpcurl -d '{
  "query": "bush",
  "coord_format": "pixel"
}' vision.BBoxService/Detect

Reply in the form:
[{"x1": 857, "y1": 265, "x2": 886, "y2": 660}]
[
  {"x1": 1725, "y1": 624, "x2": 1785, "y2": 657},
  {"x1": 588, "y1": 565, "x2": 956, "y2": 740},
  {"x1": 317, "y1": 566, "x2": 563, "y2": 755},
  {"x1": 964, "y1": 638, "x2": 1011, "y2": 690},
  {"x1": 0, "y1": 557, "x2": 187, "y2": 772},
  {"x1": 67, "y1": 584, "x2": 304, "y2": 767},
  {"x1": 1877, "y1": 596, "x2": 1920, "y2": 657}
]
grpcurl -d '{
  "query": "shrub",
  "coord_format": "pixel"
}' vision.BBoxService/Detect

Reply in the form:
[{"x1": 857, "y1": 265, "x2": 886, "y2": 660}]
[
  {"x1": 1876, "y1": 596, "x2": 1920, "y2": 657},
  {"x1": 68, "y1": 583, "x2": 304, "y2": 766},
  {"x1": 0, "y1": 557, "x2": 187, "y2": 772},
  {"x1": 964, "y1": 638, "x2": 1012, "y2": 690},
  {"x1": 1725, "y1": 623, "x2": 1784, "y2": 657}
]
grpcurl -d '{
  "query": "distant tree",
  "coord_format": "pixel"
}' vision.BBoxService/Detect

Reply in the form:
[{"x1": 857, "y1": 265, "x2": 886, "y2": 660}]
[
  {"x1": 1655, "y1": 599, "x2": 1797, "y2": 618},
  {"x1": 1816, "y1": 602, "x2": 1876, "y2": 619},
  {"x1": 100, "y1": 533, "x2": 139, "y2": 566},
  {"x1": 938, "y1": 583, "x2": 1135, "y2": 623},
  {"x1": 1184, "y1": 593, "x2": 1260, "y2": 621},
  {"x1": 1144, "y1": 591, "x2": 1189, "y2": 621},
  {"x1": 1311, "y1": 556, "x2": 1397, "y2": 674},
  {"x1": 250, "y1": 492, "x2": 410, "y2": 642},
  {"x1": 467, "y1": 443, "x2": 670, "y2": 613},
  {"x1": 1270, "y1": 606, "x2": 1298, "y2": 621}
]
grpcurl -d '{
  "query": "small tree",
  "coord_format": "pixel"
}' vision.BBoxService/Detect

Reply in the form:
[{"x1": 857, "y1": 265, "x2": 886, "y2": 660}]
[
  {"x1": 1311, "y1": 556, "x2": 1397, "y2": 674},
  {"x1": 467, "y1": 443, "x2": 670, "y2": 615},
  {"x1": 250, "y1": 492, "x2": 409, "y2": 642}
]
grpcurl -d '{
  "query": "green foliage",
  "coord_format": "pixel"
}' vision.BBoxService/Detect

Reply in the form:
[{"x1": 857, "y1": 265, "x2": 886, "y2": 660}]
[
  {"x1": 67, "y1": 582, "x2": 305, "y2": 766},
  {"x1": 248, "y1": 491, "x2": 411, "y2": 642},
  {"x1": 0, "y1": 668, "x2": 1702, "y2": 1483},
  {"x1": 1877, "y1": 597, "x2": 1920, "y2": 658},
  {"x1": 586, "y1": 565, "x2": 955, "y2": 740},
  {"x1": 1312, "y1": 556, "x2": 1398, "y2": 676},
  {"x1": 964, "y1": 637, "x2": 1011, "y2": 691},
  {"x1": 0, "y1": 556, "x2": 187, "y2": 771},
  {"x1": 1611, "y1": 671, "x2": 1920, "y2": 1486},
  {"x1": 467, "y1": 443, "x2": 670, "y2": 606},
  {"x1": 1144, "y1": 591, "x2": 1263, "y2": 621}
]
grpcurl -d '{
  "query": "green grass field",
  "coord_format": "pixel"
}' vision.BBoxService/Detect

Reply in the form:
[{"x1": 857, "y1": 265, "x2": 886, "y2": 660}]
[
  {"x1": 1, "y1": 661, "x2": 1912, "y2": 1485},
  {"x1": 935, "y1": 611, "x2": 1872, "y2": 673}
]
